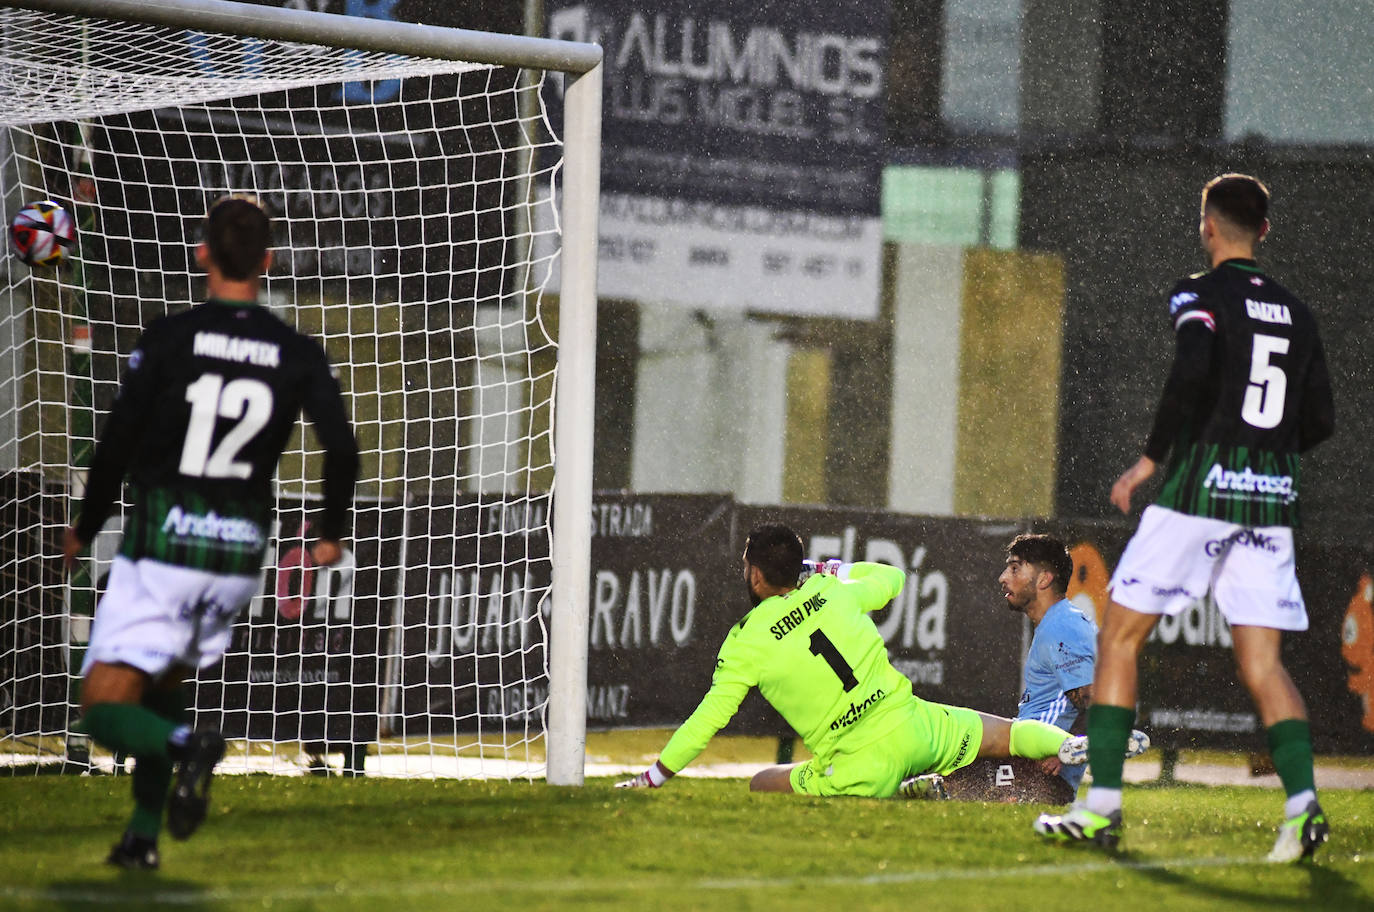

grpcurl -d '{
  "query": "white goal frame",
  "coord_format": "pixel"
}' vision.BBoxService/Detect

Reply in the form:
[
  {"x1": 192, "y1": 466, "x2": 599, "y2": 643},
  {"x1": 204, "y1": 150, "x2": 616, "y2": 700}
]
[{"x1": 2, "y1": 0, "x2": 601, "y2": 786}]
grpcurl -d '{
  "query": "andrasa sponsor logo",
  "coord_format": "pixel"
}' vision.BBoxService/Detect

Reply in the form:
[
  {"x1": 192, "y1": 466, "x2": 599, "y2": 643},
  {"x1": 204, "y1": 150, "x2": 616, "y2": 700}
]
[
  {"x1": 1202, "y1": 463, "x2": 1294, "y2": 501},
  {"x1": 829, "y1": 688, "x2": 885, "y2": 731},
  {"x1": 162, "y1": 505, "x2": 264, "y2": 546}
]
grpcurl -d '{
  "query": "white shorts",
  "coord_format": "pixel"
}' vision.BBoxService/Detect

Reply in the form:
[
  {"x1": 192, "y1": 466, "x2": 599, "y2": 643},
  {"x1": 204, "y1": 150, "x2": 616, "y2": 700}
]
[
  {"x1": 1108, "y1": 505, "x2": 1307, "y2": 631},
  {"x1": 82, "y1": 556, "x2": 260, "y2": 678}
]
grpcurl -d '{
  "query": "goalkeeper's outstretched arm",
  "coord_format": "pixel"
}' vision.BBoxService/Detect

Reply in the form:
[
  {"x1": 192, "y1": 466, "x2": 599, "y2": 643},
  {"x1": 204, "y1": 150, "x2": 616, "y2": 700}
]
[
  {"x1": 616, "y1": 635, "x2": 753, "y2": 789},
  {"x1": 616, "y1": 759, "x2": 675, "y2": 789}
]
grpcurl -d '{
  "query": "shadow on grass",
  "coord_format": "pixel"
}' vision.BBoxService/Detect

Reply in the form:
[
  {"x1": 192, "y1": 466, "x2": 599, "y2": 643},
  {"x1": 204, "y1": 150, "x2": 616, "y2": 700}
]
[
  {"x1": 43, "y1": 876, "x2": 219, "y2": 912},
  {"x1": 1120, "y1": 849, "x2": 1367, "y2": 909}
]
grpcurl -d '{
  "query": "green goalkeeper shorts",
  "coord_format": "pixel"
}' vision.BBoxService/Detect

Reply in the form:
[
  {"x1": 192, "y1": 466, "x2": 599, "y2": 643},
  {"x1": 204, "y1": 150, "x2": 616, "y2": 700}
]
[{"x1": 788, "y1": 698, "x2": 984, "y2": 798}]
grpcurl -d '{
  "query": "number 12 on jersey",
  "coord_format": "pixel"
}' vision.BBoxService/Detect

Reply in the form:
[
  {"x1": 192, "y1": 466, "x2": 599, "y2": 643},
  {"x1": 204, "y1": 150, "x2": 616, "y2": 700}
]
[{"x1": 180, "y1": 372, "x2": 273, "y2": 479}]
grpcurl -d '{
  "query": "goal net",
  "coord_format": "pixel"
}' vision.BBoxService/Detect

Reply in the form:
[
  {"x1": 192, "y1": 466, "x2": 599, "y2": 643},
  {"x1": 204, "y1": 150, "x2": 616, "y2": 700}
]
[{"x1": 0, "y1": 0, "x2": 600, "y2": 782}]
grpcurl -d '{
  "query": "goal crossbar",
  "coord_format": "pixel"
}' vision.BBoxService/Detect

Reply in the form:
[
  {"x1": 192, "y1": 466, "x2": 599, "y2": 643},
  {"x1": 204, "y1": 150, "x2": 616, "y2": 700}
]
[
  {"x1": 0, "y1": 0, "x2": 602, "y2": 786},
  {"x1": 3, "y1": 0, "x2": 603, "y2": 75}
]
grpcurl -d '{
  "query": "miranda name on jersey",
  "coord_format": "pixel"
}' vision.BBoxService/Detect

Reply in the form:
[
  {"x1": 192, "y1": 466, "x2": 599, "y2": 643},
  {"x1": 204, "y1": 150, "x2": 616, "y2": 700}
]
[{"x1": 193, "y1": 331, "x2": 281, "y2": 367}]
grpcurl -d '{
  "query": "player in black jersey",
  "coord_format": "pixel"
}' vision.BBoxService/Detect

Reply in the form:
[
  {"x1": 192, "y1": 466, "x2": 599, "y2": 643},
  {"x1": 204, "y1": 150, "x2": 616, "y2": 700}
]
[
  {"x1": 1034, "y1": 175, "x2": 1334, "y2": 861},
  {"x1": 62, "y1": 196, "x2": 359, "y2": 869}
]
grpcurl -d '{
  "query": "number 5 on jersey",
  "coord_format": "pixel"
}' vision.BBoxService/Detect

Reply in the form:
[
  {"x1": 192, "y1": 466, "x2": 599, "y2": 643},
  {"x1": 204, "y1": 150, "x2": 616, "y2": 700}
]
[
  {"x1": 1242, "y1": 333, "x2": 1289, "y2": 430},
  {"x1": 180, "y1": 372, "x2": 274, "y2": 479}
]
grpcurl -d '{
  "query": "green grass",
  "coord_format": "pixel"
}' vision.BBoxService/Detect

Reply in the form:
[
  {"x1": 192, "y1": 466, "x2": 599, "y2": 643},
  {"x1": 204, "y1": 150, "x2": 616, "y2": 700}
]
[{"x1": 2, "y1": 775, "x2": 1372, "y2": 912}]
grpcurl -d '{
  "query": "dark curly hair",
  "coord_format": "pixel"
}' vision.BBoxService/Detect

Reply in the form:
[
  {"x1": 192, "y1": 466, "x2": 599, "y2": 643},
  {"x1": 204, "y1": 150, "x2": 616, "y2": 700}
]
[
  {"x1": 1006, "y1": 533, "x2": 1073, "y2": 596},
  {"x1": 744, "y1": 523, "x2": 804, "y2": 588}
]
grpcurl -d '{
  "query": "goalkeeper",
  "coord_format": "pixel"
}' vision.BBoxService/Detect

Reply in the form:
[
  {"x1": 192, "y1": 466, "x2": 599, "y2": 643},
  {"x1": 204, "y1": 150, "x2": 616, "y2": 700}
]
[{"x1": 618, "y1": 523, "x2": 1147, "y2": 796}]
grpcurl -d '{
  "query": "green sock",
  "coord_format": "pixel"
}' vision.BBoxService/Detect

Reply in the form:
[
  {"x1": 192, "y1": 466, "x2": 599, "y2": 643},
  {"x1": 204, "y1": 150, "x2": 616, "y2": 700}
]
[
  {"x1": 142, "y1": 685, "x2": 189, "y2": 727},
  {"x1": 1267, "y1": 719, "x2": 1316, "y2": 797},
  {"x1": 1086, "y1": 704, "x2": 1135, "y2": 790},
  {"x1": 81, "y1": 702, "x2": 176, "y2": 759},
  {"x1": 1009, "y1": 718, "x2": 1071, "y2": 759},
  {"x1": 128, "y1": 756, "x2": 173, "y2": 839},
  {"x1": 125, "y1": 687, "x2": 189, "y2": 839}
]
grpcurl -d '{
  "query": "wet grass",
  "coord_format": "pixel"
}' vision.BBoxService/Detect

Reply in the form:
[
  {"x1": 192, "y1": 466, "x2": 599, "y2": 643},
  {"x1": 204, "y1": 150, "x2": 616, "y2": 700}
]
[{"x1": 1, "y1": 775, "x2": 1371, "y2": 911}]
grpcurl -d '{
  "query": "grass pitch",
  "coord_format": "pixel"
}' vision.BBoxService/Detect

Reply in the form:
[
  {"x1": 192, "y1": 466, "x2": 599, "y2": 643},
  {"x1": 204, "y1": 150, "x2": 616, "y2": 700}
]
[{"x1": 2, "y1": 773, "x2": 1372, "y2": 912}]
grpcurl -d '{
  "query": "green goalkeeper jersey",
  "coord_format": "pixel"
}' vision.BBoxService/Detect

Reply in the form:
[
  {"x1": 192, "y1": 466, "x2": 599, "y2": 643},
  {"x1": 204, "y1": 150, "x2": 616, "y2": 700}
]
[{"x1": 659, "y1": 562, "x2": 909, "y2": 774}]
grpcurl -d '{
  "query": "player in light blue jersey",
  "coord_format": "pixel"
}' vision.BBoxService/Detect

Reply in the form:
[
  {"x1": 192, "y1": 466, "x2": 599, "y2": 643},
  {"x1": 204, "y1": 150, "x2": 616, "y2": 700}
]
[
  {"x1": 906, "y1": 533, "x2": 1102, "y2": 804},
  {"x1": 1001, "y1": 534, "x2": 1097, "y2": 799}
]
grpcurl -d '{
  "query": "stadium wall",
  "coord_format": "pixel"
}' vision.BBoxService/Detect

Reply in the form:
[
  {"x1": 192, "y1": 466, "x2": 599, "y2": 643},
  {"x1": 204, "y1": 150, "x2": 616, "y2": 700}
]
[
  {"x1": 273, "y1": 492, "x2": 1374, "y2": 755},
  {"x1": 12, "y1": 485, "x2": 1369, "y2": 758},
  {"x1": 573, "y1": 495, "x2": 1370, "y2": 756},
  {"x1": 888, "y1": 244, "x2": 1065, "y2": 518},
  {"x1": 1020, "y1": 146, "x2": 1374, "y2": 539}
]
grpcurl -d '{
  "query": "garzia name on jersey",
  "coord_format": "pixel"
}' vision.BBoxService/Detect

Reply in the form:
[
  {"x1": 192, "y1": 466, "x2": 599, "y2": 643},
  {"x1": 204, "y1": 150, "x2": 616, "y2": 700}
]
[
  {"x1": 193, "y1": 331, "x2": 281, "y2": 367},
  {"x1": 161, "y1": 505, "x2": 264, "y2": 546},
  {"x1": 770, "y1": 593, "x2": 826, "y2": 640},
  {"x1": 1245, "y1": 299, "x2": 1292, "y2": 325}
]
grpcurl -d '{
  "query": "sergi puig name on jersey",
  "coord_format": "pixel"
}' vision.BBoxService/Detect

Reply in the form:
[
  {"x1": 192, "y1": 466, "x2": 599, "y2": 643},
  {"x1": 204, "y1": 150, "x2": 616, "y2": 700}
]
[
  {"x1": 1245, "y1": 299, "x2": 1292, "y2": 325},
  {"x1": 193, "y1": 331, "x2": 281, "y2": 367},
  {"x1": 770, "y1": 593, "x2": 826, "y2": 640}
]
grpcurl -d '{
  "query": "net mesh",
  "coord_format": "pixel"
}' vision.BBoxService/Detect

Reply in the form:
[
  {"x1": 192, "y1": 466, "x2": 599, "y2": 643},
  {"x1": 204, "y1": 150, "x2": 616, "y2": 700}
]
[{"x1": 0, "y1": 6, "x2": 567, "y2": 778}]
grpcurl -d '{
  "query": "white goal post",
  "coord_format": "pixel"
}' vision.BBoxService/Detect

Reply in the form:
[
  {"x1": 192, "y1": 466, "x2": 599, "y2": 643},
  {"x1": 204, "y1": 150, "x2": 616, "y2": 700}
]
[{"x1": 0, "y1": 0, "x2": 600, "y2": 785}]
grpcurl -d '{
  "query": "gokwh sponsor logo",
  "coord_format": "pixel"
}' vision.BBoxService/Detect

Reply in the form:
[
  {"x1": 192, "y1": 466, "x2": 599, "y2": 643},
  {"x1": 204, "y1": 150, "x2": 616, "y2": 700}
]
[{"x1": 1204, "y1": 530, "x2": 1283, "y2": 556}]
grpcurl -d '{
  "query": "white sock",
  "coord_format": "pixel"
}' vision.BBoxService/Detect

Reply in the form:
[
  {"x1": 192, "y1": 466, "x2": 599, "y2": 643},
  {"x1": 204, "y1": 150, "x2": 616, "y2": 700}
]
[
  {"x1": 1284, "y1": 789, "x2": 1317, "y2": 819},
  {"x1": 1084, "y1": 786, "x2": 1122, "y2": 816}
]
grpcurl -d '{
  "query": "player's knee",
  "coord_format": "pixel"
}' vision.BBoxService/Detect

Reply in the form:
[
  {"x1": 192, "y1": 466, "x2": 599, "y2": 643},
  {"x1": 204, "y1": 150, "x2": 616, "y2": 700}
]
[
  {"x1": 750, "y1": 765, "x2": 796, "y2": 793},
  {"x1": 80, "y1": 662, "x2": 148, "y2": 711},
  {"x1": 1097, "y1": 624, "x2": 1149, "y2": 661}
]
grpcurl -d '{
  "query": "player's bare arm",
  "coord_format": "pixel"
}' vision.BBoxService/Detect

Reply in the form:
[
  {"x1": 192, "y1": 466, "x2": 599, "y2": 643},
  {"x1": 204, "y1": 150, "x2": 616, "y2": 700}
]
[
  {"x1": 1038, "y1": 683, "x2": 1094, "y2": 776},
  {"x1": 1066, "y1": 684, "x2": 1093, "y2": 714},
  {"x1": 61, "y1": 527, "x2": 85, "y2": 573},
  {"x1": 1110, "y1": 455, "x2": 1156, "y2": 514}
]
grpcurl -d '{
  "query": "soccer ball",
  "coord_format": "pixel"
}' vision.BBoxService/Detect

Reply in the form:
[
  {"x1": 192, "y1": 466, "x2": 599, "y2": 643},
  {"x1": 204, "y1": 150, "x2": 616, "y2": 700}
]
[{"x1": 10, "y1": 201, "x2": 75, "y2": 267}]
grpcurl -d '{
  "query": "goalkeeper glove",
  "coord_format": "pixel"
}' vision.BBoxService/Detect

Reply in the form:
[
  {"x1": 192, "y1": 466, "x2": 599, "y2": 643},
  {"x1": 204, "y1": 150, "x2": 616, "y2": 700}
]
[
  {"x1": 798, "y1": 559, "x2": 846, "y2": 584},
  {"x1": 615, "y1": 761, "x2": 672, "y2": 789}
]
